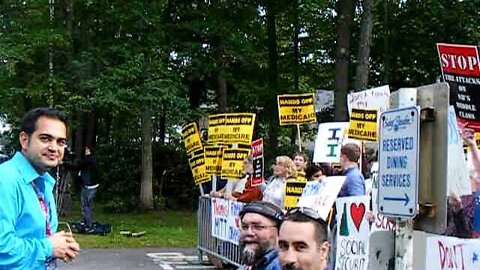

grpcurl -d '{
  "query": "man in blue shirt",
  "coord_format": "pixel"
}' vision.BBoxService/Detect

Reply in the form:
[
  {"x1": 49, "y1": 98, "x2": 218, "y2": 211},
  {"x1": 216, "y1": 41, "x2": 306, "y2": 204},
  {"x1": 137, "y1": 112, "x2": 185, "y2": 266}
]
[
  {"x1": 338, "y1": 143, "x2": 366, "y2": 197},
  {"x1": 238, "y1": 201, "x2": 283, "y2": 270},
  {"x1": 0, "y1": 107, "x2": 80, "y2": 269}
]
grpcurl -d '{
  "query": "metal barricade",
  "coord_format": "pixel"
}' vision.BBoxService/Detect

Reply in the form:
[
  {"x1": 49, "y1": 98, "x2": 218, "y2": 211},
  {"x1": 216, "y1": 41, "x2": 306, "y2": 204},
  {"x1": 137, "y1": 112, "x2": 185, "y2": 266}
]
[{"x1": 197, "y1": 196, "x2": 242, "y2": 268}]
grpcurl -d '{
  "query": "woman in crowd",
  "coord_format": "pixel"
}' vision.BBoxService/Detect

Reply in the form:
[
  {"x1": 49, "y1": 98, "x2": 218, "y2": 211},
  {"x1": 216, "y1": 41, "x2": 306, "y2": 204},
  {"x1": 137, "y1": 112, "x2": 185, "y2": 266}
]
[
  {"x1": 261, "y1": 155, "x2": 296, "y2": 209},
  {"x1": 227, "y1": 156, "x2": 263, "y2": 202}
]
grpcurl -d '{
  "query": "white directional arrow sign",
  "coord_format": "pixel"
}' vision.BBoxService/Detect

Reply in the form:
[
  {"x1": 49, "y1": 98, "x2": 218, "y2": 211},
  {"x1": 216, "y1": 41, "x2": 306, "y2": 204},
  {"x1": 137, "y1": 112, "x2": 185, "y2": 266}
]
[{"x1": 378, "y1": 106, "x2": 420, "y2": 218}]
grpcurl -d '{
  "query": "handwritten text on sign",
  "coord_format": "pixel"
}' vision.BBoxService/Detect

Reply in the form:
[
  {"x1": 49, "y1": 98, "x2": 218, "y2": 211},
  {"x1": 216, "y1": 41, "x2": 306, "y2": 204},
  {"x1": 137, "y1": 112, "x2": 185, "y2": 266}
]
[{"x1": 211, "y1": 198, "x2": 244, "y2": 245}]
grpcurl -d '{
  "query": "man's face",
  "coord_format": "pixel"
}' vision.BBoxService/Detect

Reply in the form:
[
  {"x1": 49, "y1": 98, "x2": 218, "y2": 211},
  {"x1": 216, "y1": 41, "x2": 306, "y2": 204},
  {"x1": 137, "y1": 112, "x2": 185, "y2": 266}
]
[
  {"x1": 239, "y1": 213, "x2": 278, "y2": 265},
  {"x1": 293, "y1": 156, "x2": 306, "y2": 171},
  {"x1": 339, "y1": 153, "x2": 348, "y2": 169},
  {"x1": 20, "y1": 116, "x2": 67, "y2": 173},
  {"x1": 279, "y1": 221, "x2": 329, "y2": 270}
]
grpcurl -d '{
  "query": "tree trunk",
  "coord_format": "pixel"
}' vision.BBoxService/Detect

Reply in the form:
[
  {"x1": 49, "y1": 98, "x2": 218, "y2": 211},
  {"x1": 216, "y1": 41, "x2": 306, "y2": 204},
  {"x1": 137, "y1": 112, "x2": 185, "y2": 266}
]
[
  {"x1": 334, "y1": 0, "x2": 356, "y2": 121},
  {"x1": 265, "y1": 0, "x2": 279, "y2": 158},
  {"x1": 354, "y1": 0, "x2": 373, "y2": 91},
  {"x1": 216, "y1": 44, "x2": 228, "y2": 113},
  {"x1": 84, "y1": 111, "x2": 96, "y2": 148},
  {"x1": 291, "y1": 0, "x2": 300, "y2": 147},
  {"x1": 383, "y1": 0, "x2": 390, "y2": 84},
  {"x1": 158, "y1": 101, "x2": 166, "y2": 145},
  {"x1": 292, "y1": 0, "x2": 300, "y2": 93},
  {"x1": 140, "y1": 104, "x2": 154, "y2": 210}
]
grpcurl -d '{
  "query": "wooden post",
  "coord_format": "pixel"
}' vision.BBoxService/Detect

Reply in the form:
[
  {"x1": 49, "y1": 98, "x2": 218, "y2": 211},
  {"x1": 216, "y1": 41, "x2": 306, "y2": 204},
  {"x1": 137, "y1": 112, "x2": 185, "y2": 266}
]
[{"x1": 297, "y1": 124, "x2": 302, "y2": 151}]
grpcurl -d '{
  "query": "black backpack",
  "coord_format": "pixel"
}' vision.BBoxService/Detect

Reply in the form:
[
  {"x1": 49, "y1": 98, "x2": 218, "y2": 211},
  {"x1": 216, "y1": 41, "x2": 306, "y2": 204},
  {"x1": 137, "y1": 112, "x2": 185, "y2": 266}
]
[{"x1": 71, "y1": 221, "x2": 112, "y2": 236}]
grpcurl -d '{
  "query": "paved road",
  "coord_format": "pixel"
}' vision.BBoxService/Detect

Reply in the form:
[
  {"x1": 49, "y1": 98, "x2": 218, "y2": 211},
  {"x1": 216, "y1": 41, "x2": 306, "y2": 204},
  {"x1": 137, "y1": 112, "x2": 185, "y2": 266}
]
[{"x1": 59, "y1": 248, "x2": 218, "y2": 270}]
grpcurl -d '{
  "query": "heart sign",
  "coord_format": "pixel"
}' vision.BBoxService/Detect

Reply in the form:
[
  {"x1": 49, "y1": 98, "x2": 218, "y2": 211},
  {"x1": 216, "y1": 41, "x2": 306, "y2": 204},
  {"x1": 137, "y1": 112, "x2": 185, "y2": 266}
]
[{"x1": 350, "y1": 202, "x2": 366, "y2": 231}]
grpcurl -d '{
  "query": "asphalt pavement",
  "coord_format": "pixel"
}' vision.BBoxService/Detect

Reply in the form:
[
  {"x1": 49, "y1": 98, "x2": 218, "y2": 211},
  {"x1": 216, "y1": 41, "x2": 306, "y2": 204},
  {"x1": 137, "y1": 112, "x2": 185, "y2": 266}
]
[{"x1": 59, "y1": 247, "x2": 218, "y2": 270}]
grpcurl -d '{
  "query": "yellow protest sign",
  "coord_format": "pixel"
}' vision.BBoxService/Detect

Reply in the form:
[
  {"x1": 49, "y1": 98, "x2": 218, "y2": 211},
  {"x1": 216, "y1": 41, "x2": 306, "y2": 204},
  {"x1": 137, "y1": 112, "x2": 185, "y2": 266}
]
[
  {"x1": 182, "y1": 122, "x2": 203, "y2": 154},
  {"x1": 221, "y1": 148, "x2": 251, "y2": 180},
  {"x1": 223, "y1": 113, "x2": 256, "y2": 144},
  {"x1": 277, "y1": 93, "x2": 317, "y2": 126},
  {"x1": 208, "y1": 114, "x2": 226, "y2": 144},
  {"x1": 284, "y1": 179, "x2": 307, "y2": 210},
  {"x1": 204, "y1": 145, "x2": 224, "y2": 176},
  {"x1": 347, "y1": 108, "x2": 378, "y2": 142},
  {"x1": 188, "y1": 149, "x2": 210, "y2": 185},
  {"x1": 208, "y1": 113, "x2": 256, "y2": 144}
]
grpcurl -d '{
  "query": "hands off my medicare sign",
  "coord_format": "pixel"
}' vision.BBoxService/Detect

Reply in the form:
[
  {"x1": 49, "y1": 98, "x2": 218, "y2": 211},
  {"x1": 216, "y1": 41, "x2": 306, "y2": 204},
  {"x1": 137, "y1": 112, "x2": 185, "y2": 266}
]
[{"x1": 277, "y1": 93, "x2": 317, "y2": 125}]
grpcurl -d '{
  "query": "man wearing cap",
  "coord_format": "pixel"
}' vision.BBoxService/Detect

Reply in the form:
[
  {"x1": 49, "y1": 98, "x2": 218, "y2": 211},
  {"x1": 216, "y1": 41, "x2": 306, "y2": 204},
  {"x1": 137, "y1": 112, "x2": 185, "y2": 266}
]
[
  {"x1": 278, "y1": 207, "x2": 331, "y2": 270},
  {"x1": 238, "y1": 201, "x2": 283, "y2": 270}
]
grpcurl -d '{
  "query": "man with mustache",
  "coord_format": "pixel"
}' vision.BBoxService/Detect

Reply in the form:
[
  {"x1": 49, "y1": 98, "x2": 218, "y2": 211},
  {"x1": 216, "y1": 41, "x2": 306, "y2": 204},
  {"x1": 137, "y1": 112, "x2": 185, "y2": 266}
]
[
  {"x1": 0, "y1": 108, "x2": 80, "y2": 269},
  {"x1": 278, "y1": 207, "x2": 331, "y2": 270},
  {"x1": 238, "y1": 201, "x2": 283, "y2": 270}
]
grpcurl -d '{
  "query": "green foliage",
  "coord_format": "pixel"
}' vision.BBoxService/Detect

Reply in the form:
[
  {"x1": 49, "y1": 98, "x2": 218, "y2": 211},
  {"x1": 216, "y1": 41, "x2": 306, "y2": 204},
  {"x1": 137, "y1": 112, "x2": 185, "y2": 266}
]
[{"x1": 1, "y1": 0, "x2": 478, "y2": 210}]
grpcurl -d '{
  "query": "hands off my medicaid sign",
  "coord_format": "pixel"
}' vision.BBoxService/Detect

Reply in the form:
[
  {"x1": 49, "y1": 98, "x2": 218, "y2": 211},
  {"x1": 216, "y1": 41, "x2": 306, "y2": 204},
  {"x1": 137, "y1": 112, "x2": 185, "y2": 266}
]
[
  {"x1": 277, "y1": 93, "x2": 317, "y2": 126},
  {"x1": 378, "y1": 106, "x2": 420, "y2": 218},
  {"x1": 182, "y1": 122, "x2": 203, "y2": 154}
]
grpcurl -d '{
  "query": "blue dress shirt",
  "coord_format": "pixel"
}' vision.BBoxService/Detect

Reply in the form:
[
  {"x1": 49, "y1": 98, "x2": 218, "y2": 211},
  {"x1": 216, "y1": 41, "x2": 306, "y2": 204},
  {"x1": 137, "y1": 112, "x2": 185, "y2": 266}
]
[
  {"x1": 338, "y1": 166, "x2": 366, "y2": 197},
  {"x1": 0, "y1": 152, "x2": 58, "y2": 269}
]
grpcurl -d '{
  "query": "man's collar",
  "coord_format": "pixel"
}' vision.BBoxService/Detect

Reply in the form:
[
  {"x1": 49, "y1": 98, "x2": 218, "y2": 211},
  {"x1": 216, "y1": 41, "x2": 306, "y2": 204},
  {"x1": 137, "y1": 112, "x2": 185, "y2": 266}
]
[
  {"x1": 13, "y1": 152, "x2": 55, "y2": 185},
  {"x1": 255, "y1": 248, "x2": 278, "y2": 268},
  {"x1": 344, "y1": 164, "x2": 358, "y2": 172}
]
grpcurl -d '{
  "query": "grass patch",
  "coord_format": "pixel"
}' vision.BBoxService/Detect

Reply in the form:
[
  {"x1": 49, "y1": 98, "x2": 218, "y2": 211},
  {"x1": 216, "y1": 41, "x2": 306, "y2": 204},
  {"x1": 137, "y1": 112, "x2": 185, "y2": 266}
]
[{"x1": 61, "y1": 208, "x2": 198, "y2": 248}]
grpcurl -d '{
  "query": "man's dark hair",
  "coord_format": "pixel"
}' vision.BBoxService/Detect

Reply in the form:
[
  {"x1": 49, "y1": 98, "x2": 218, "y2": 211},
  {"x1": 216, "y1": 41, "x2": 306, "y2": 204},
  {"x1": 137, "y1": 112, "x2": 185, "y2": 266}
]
[
  {"x1": 305, "y1": 163, "x2": 331, "y2": 179},
  {"x1": 282, "y1": 212, "x2": 329, "y2": 247},
  {"x1": 340, "y1": 143, "x2": 361, "y2": 162},
  {"x1": 21, "y1": 107, "x2": 69, "y2": 135}
]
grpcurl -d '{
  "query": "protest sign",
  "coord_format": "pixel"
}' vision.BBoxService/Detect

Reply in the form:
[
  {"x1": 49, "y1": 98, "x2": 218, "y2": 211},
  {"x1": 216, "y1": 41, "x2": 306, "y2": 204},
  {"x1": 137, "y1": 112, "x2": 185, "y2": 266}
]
[
  {"x1": 208, "y1": 113, "x2": 256, "y2": 144},
  {"x1": 347, "y1": 85, "x2": 390, "y2": 116},
  {"x1": 348, "y1": 108, "x2": 378, "y2": 142},
  {"x1": 277, "y1": 93, "x2": 317, "y2": 125},
  {"x1": 182, "y1": 122, "x2": 203, "y2": 154},
  {"x1": 437, "y1": 43, "x2": 480, "y2": 132},
  {"x1": 335, "y1": 196, "x2": 370, "y2": 270},
  {"x1": 211, "y1": 197, "x2": 244, "y2": 245},
  {"x1": 221, "y1": 148, "x2": 251, "y2": 180},
  {"x1": 447, "y1": 106, "x2": 471, "y2": 196},
  {"x1": 297, "y1": 176, "x2": 346, "y2": 219},
  {"x1": 223, "y1": 113, "x2": 256, "y2": 144},
  {"x1": 313, "y1": 122, "x2": 349, "y2": 163},
  {"x1": 284, "y1": 179, "x2": 307, "y2": 210},
  {"x1": 423, "y1": 233, "x2": 480, "y2": 270},
  {"x1": 208, "y1": 114, "x2": 226, "y2": 144},
  {"x1": 368, "y1": 162, "x2": 396, "y2": 232},
  {"x1": 251, "y1": 138, "x2": 264, "y2": 186},
  {"x1": 204, "y1": 145, "x2": 224, "y2": 176},
  {"x1": 315, "y1": 90, "x2": 334, "y2": 112},
  {"x1": 188, "y1": 149, "x2": 210, "y2": 185}
]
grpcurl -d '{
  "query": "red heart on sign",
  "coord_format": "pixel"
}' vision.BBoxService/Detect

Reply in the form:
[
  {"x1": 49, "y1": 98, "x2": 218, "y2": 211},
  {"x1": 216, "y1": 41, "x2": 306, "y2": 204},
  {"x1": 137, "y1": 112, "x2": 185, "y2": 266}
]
[{"x1": 350, "y1": 202, "x2": 366, "y2": 231}]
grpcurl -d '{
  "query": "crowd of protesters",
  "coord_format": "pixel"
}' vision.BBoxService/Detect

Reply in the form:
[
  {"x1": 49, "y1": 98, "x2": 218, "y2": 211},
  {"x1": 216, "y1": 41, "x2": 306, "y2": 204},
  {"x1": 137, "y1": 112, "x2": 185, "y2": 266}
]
[{"x1": 208, "y1": 125, "x2": 480, "y2": 270}]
